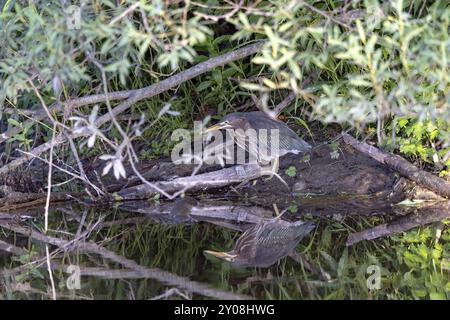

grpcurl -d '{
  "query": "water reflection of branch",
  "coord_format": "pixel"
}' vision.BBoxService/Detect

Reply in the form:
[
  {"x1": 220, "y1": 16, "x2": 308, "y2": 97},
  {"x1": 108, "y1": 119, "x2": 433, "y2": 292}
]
[
  {"x1": 347, "y1": 201, "x2": 450, "y2": 246},
  {"x1": 0, "y1": 222, "x2": 253, "y2": 300},
  {"x1": 0, "y1": 239, "x2": 27, "y2": 255}
]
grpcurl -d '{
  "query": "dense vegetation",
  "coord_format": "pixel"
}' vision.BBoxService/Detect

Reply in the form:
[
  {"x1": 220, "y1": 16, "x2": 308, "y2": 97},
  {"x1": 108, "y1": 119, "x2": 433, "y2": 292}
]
[{"x1": 0, "y1": 0, "x2": 449, "y2": 299}]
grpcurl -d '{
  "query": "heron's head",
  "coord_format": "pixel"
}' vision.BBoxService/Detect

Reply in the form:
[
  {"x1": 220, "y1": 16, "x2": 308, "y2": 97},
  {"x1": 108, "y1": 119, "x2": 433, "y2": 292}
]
[
  {"x1": 204, "y1": 250, "x2": 237, "y2": 262},
  {"x1": 203, "y1": 114, "x2": 248, "y2": 133}
]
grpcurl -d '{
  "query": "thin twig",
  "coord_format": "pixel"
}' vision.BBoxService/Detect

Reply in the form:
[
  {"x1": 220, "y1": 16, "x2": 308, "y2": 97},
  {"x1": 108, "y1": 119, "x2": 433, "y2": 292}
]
[
  {"x1": 44, "y1": 122, "x2": 57, "y2": 300},
  {"x1": 297, "y1": 0, "x2": 351, "y2": 29},
  {"x1": 194, "y1": 0, "x2": 244, "y2": 21},
  {"x1": 65, "y1": 134, "x2": 104, "y2": 196}
]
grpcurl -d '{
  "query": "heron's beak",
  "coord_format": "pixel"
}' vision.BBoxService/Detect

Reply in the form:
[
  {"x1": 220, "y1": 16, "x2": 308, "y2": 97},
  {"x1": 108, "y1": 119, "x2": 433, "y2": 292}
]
[
  {"x1": 204, "y1": 250, "x2": 236, "y2": 262},
  {"x1": 203, "y1": 122, "x2": 230, "y2": 134}
]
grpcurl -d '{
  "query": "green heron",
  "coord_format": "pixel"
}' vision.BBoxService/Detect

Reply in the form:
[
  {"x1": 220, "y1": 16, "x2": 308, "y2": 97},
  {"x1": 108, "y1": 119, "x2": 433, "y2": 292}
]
[
  {"x1": 204, "y1": 219, "x2": 314, "y2": 268},
  {"x1": 203, "y1": 111, "x2": 311, "y2": 176}
]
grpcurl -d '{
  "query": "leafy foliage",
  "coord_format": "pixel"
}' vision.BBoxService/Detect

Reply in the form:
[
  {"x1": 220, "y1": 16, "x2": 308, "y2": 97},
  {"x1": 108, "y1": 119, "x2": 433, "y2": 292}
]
[{"x1": 0, "y1": 0, "x2": 449, "y2": 300}]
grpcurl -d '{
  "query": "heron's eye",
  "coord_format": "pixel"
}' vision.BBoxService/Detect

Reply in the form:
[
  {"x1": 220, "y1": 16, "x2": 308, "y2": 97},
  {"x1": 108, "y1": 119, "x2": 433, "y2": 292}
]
[{"x1": 223, "y1": 121, "x2": 229, "y2": 124}]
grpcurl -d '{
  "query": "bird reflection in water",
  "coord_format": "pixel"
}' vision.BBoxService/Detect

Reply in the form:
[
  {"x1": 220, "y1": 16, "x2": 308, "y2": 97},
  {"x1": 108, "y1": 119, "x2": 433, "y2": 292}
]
[{"x1": 204, "y1": 218, "x2": 314, "y2": 268}]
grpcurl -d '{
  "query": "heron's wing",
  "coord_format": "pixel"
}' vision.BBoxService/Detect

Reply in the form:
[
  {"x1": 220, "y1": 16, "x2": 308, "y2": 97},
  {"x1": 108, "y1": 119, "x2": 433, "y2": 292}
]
[
  {"x1": 252, "y1": 221, "x2": 315, "y2": 266},
  {"x1": 247, "y1": 114, "x2": 312, "y2": 154},
  {"x1": 257, "y1": 221, "x2": 314, "y2": 246},
  {"x1": 234, "y1": 224, "x2": 260, "y2": 259}
]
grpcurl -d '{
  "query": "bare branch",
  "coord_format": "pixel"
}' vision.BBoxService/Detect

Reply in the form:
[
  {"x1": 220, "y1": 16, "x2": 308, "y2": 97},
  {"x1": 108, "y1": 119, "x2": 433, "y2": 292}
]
[
  {"x1": 297, "y1": 0, "x2": 351, "y2": 29},
  {"x1": 346, "y1": 201, "x2": 450, "y2": 245}
]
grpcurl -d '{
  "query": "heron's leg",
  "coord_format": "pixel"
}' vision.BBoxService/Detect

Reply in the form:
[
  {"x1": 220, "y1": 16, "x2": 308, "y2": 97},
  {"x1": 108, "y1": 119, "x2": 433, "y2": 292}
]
[
  {"x1": 260, "y1": 157, "x2": 289, "y2": 189},
  {"x1": 260, "y1": 157, "x2": 279, "y2": 178},
  {"x1": 272, "y1": 156, "x2": 279, "y2": 176}
]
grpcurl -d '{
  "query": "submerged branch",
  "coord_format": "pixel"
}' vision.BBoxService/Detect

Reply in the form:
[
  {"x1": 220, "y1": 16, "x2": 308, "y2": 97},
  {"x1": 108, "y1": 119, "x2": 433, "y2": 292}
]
[{"x1": 346, "y1": 201, "x2": 450, "y2": 246}]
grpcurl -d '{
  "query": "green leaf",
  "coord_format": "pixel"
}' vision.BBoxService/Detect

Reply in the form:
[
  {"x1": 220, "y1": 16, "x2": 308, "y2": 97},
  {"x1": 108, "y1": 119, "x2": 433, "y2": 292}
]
[
  {"x1": 285, "y1": 166, "x2": 297, "y2": 177},
  {"x1": 7, "y1": 118, "x2": 21, "y2": 127},
  {"x1": 288, "y1": 204, "x2": 298, "y2": 213},
  {"x1": 429, "y1": 292, "x2": 446, "y2": 300},
  {"x1": 197, "y1": 81, "x2": 212, "y2": 92},
  {"x1": 337, "y1": 248, "x2": 348, "y2": 278}
]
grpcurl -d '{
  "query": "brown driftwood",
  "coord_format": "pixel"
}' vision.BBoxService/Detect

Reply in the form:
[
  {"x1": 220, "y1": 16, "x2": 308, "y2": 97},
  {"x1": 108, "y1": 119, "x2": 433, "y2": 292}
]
[
  {"x1": 342, "y1": 133, "x2": 450, "y2": 199},
  {"x1": 116, "y1": 164, "x2": 262, "y2": 200},
  {"x1": 346, "y1": 201, "x2": 450, "y2": 246}
]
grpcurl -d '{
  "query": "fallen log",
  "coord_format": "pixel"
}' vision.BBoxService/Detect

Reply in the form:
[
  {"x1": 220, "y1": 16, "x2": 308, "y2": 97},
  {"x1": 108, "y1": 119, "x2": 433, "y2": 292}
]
[
  {"x1": 116, "y1": 164, "x2": 262, "y2": 200},
  {"x1": 342, "y1": 133, "x2": 450, "y2": 199},
  {"x1": 0, "y1": 189, "x2": 83, "y2": 211}
]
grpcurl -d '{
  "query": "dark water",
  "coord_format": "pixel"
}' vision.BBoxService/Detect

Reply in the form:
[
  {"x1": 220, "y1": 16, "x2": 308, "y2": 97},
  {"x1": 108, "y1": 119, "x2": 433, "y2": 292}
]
[
  {"x1": 1, "y1": 195, "x2": 448, "y2": 299},
  {"x1": 0, "y1": 202, "x2": 325, "y2": 300}
]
